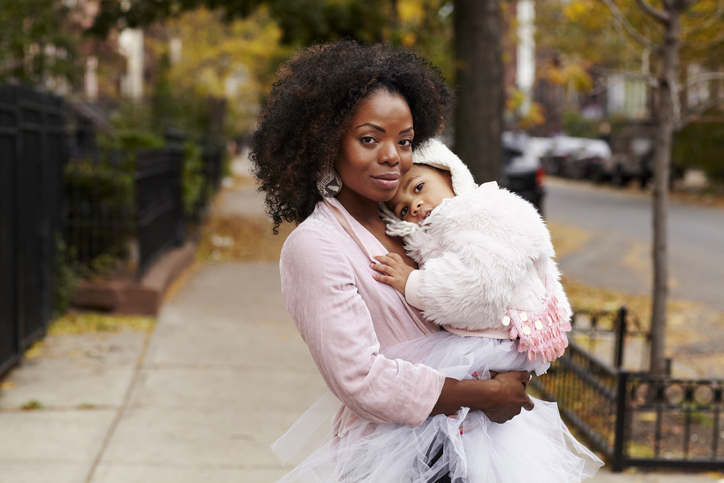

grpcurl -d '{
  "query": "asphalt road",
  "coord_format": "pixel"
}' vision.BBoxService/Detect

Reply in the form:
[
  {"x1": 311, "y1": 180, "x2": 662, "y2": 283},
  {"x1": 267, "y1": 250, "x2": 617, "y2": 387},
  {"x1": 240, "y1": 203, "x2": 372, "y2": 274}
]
[{"x1": 545, "y1": 178, "x2": 724, "y2": 312}]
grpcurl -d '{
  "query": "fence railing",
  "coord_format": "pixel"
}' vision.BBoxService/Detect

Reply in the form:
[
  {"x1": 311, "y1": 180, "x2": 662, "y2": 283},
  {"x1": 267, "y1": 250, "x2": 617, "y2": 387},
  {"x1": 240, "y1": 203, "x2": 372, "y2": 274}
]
[
  {"x1": 0, "y1": 84, "x2": 67, "y2": 379},
  {"x1": 135, "y1": 133, "x2": 185, "y2": 278},
  {"x1": 63, "y1": 149, "x2": 132, "y2": 270},
  {"x1": 64, "y1": 130, "x2": 224, "y2": 279},
  {"x1": 2, "y1": 84, "x2": 226, "y2": 379},
  {"x1": 531, "y1": 307, "x2": 724, "y2": 472}
]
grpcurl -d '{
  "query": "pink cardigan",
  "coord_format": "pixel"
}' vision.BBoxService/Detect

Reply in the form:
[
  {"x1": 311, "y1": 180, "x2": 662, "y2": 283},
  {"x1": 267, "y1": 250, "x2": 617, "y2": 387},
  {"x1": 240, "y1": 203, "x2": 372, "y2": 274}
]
[{"x1": 280, "y1": 197, "x2": 446, "y2": 436}]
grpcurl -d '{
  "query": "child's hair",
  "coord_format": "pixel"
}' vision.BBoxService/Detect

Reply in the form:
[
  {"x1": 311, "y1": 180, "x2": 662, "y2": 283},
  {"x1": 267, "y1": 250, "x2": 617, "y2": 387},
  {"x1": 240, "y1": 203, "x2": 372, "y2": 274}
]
[{"x1": 250, "y1": 41, "x2": 452, "y2": 232}]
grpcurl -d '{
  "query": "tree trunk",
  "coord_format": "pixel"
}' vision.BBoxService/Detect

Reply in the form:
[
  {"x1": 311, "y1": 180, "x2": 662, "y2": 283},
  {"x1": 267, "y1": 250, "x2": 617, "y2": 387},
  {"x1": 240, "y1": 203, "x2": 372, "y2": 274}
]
[
  {"x1": 649, "y1": 10, "x2": 680, "y2": 376},
  {"x1": 453, "y1": 0, "x2": 504, "y2": 184}
]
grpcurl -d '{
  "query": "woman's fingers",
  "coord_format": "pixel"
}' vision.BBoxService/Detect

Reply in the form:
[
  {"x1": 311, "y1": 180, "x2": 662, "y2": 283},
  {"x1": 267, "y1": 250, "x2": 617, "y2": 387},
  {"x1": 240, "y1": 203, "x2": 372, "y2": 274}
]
[
  {"x1": 516, "y1": 371, "x2": 535, "y2": 411},
  {"x1": 518, "y1": 370, "x2": 531, "y2": 386}
]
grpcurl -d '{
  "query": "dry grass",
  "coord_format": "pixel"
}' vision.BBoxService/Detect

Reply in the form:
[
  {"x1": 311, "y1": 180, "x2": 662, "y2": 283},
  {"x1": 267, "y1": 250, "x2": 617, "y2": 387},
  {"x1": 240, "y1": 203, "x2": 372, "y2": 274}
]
[
  {"x1": 548, "y1": 222, "x2": 724, "y2": 377},
  {"x1": 195, "y1": 215, "x2": 294, "y2": 263},
  {"x1": 48, "y1": 312, "x2": 156, "y2": 335}
]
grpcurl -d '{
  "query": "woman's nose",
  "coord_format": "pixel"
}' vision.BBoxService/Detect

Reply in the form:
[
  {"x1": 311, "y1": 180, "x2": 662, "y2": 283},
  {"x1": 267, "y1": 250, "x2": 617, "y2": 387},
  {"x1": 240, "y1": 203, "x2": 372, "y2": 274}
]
[{"x1": 378, "y1": 142, "x2": 400, "y2": 165}]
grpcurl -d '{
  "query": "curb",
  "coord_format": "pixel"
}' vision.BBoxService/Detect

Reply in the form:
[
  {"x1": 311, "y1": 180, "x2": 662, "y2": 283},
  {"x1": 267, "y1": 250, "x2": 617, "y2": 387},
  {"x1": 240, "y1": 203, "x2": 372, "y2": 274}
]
[{"x1": 70, "y1": 241, "x2": 196, "y2": 316}]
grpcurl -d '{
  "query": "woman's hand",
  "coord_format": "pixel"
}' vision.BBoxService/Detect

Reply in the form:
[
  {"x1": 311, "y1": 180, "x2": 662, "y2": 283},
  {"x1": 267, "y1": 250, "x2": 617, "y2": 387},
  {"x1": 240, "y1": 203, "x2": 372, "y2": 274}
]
[{"x1": 430, "y1": 371, "x2": 534, "y2": 424}]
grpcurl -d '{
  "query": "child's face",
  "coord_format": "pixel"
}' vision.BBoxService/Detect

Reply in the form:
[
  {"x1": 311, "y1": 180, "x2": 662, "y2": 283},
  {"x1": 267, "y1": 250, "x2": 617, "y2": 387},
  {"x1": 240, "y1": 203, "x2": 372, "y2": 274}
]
[{"x1": 386, "y1": 164, "x2": 455, "y2": 224}]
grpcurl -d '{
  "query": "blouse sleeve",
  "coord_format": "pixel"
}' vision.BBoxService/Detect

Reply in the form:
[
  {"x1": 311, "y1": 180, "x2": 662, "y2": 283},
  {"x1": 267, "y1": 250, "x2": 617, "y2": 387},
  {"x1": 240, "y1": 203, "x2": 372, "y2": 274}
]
[{"x1": 280, "y1": 225, "x2": 445, "y2": 427}]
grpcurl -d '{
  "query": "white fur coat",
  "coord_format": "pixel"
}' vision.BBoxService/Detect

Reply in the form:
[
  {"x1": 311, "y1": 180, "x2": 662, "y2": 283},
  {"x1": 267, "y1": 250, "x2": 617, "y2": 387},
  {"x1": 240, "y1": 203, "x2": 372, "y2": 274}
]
[{"x1": 404, "y1": 182, "x2": 571, "y2": 332}]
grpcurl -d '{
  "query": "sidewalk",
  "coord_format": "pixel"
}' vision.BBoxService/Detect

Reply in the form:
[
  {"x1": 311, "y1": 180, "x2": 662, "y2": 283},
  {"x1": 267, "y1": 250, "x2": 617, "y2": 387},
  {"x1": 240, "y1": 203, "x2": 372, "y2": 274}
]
[{"x1": 0, "y1": 161, "x2": 721, "y2": 483}]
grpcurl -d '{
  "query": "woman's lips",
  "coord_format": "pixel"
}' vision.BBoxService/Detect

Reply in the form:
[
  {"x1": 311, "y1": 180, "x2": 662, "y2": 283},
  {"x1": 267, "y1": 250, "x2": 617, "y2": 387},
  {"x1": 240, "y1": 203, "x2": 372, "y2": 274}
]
[{"x1": 372, "y1": 173, "x2": 400, "y2": 190}]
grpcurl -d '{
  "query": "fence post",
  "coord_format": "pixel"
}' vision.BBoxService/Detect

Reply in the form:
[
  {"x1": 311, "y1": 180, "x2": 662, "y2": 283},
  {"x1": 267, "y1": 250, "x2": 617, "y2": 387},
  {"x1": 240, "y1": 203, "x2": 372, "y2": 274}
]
[
  {"x1": 614, "y1": 306, "x2": 627, "y2": 368},
  {"x1": 612, "y1": 368, "x2": 629, "y2": 472}
]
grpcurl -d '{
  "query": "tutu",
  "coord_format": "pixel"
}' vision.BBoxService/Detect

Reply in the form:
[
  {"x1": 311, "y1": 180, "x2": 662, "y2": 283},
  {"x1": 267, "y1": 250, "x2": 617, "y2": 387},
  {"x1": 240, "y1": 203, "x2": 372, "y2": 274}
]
[{"x1": 273, "y1": 332, "x2": 604, "y2": 482}]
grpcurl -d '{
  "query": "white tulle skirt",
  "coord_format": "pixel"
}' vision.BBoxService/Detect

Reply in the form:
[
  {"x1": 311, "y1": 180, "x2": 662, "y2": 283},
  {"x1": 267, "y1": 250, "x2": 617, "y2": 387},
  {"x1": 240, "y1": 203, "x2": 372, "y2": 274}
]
[{"x1": 273, "y1": 332, "x2": 604, "y2": 482}]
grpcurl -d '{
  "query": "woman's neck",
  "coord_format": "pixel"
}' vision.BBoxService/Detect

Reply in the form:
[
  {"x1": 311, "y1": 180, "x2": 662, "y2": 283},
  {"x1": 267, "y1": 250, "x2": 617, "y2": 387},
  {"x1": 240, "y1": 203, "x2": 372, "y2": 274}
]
[
  {"x1": 333, "y1": 190, "x2": 417, "y2": 269},
  {"x1": 335, "y1": 191, "x2": 384, "y2": 229}
]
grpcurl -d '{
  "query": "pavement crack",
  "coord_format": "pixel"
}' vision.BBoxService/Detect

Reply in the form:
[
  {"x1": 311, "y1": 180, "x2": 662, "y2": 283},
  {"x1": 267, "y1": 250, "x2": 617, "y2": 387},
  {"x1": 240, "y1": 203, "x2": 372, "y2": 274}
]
[{"x1": 83, "y1": 329, "x2": 153, "y2": 483}]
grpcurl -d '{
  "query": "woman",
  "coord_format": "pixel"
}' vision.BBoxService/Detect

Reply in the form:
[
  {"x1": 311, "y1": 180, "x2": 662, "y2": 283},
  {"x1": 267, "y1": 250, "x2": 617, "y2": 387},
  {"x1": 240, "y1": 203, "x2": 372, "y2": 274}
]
[{"x1": 251, "y1": 41, "x2": 533, "y2": 482}]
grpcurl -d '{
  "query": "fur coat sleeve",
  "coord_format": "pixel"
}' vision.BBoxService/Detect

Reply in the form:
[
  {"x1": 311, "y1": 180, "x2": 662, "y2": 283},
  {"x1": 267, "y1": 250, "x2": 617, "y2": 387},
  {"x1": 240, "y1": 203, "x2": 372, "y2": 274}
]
[{"x1": 404, "y1": 183, "x2": 571, "y2": 332}]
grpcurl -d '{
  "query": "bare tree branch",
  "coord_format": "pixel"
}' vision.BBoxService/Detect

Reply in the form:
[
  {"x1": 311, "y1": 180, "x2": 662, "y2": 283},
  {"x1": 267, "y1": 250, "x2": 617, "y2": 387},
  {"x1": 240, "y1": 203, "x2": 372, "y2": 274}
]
[
  {"x1": 600, "y1": 0, "x2": 658, "y2": 50},
  {"x1": 670, "y1": 73, "x2": 683, "y2": 128},
  {"x1": 683, "y1": 0, "x2": 723, "y2": 34},
  {"x1": 682, "y1": 25, "x2": 724, "y2": 49},
  {"x1": 641, "y1": 47, "x2": 658, "y2": 86},
  {"x1": 678, "y1": 71, "x2": 724, "y2": 91},
  {"x1": 681, "y1": 0, "x2": 701, "y2": 9},
  {"x1": 682, "y1": 97, "x2": 724, "y2": 126},
  {"x1": 635, "y1": 0, "x2": 670, "y2": 23},
  {"x1": 591, "y1": 63, "x2": 657, "y2": 85}
]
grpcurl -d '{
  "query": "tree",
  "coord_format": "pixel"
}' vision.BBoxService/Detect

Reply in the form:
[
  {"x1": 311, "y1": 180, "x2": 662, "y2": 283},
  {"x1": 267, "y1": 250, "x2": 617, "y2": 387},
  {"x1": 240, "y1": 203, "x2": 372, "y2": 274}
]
[
  {"x1": 147, "y1": 6, "x2": 291, "y2": 137},
  {"x1": 89, "y1": 1, "x2": 516, "y2": 185},
  {"x1": 453, "y1": 0, "x2": 504, "y2": 183},
  {"x1": 0, "y1": 0, "x2": 81, "y2": 87},
  {"x1": 89, "y1": 0, "x2": 391, "y2": 45},
  {"x1": 593, "y1": 0, "x2": 724, "y2": 375}
]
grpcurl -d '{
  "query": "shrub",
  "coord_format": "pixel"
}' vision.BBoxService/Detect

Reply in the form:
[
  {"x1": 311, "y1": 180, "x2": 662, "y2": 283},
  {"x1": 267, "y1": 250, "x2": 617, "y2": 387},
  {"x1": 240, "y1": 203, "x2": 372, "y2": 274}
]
[{"x1": 673, "y1": 122, "x2": 724, "y2": 185}]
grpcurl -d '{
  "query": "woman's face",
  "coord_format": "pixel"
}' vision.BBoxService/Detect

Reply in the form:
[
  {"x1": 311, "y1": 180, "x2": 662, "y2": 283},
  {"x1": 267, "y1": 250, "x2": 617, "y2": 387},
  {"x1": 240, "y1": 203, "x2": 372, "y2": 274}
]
[{"x1": 334, "y1": 89, "x2": 414, "y2": 205}]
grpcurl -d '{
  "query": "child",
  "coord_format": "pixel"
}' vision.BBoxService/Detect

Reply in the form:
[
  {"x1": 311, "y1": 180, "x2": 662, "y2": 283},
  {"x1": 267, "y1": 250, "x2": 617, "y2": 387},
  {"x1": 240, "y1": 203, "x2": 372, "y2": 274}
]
[{"x1": 373, "y1": 138, "x2": 571, "y2": 365}]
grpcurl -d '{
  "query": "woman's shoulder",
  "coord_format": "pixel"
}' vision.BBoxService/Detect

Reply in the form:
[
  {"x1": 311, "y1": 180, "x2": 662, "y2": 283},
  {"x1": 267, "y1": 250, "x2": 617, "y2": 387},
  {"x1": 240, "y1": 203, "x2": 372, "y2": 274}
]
[{"x1": 281, "y1": 202, "x2": 347, "y2": 259}]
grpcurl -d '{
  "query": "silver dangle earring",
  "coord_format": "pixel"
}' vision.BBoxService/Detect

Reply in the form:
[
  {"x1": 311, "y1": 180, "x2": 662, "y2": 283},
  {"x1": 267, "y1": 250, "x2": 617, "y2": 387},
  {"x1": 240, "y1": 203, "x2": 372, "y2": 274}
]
[{"x1": 317, "y1": 168, "x2": 343, "y2": 197}]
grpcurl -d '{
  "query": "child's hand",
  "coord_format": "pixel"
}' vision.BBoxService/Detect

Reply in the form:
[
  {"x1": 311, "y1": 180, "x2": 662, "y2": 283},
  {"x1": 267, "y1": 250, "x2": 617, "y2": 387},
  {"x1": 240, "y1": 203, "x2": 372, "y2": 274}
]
[{"x1": 371, "y1": 253, "x2": 413, "y2": 295}]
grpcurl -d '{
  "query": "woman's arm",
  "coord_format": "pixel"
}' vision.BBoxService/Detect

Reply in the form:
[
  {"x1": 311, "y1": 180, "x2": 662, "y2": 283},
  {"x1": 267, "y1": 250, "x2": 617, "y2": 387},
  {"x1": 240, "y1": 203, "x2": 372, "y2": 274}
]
[
  {"x1": 281, "y1": 223, "x2": 445, "y2": 427},
  {"x1": 432, "y1": 372, "x2": 534, "y2": 423}
]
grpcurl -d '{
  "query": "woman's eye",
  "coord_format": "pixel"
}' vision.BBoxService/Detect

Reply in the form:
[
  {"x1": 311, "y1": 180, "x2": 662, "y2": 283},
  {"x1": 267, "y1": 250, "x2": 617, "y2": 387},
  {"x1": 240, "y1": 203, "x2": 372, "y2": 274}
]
[
  {"x1": 414, "y1": 183, "x2": 423, "y2": 193},
  {"x1": 361, "y1": 136, "x2": 375, "y2": 144},
  {"x1": 400, "y1": 206, "x2": 408, "y2": 217},
  {"x1": 399, "y1": 139, "x2": 412, "y2": 147}
]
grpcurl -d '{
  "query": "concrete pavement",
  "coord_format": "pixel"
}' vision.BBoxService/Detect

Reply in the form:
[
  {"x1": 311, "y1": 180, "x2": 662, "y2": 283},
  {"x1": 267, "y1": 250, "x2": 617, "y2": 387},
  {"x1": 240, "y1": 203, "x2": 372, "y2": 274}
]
[{"x1": 0, "y1": 163, "x2": 721, "y2": 482}]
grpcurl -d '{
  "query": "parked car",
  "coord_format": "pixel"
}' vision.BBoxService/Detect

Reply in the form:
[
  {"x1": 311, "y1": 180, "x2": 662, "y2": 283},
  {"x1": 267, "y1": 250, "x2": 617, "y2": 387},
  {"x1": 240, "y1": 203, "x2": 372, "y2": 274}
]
[
  {"x1": 591, "y1": 125, "x2": 654, "y2": 186},
  {"x1": 542, "y1": 135, "x2": 612, "y2": 180},
  {"x1": 502, "y1": 131, "x2": 547, "y2": 215}
]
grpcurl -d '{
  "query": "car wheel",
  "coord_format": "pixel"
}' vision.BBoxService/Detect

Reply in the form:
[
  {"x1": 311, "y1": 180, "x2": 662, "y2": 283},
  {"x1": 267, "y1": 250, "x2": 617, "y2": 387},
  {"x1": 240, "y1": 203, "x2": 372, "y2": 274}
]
[
  {"x1": 590, "y1": 165, "x2": 605, "y2": 184},
  {"x1": 611, "y1": 167, "x2": 626, "y2": 187}
]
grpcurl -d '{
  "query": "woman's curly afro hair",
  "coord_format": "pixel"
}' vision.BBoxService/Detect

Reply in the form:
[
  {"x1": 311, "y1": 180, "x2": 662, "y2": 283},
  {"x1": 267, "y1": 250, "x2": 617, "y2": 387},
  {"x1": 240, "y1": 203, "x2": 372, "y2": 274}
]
[{"x1": 250, "y1": 40, "x2": 452, "y2": 232}]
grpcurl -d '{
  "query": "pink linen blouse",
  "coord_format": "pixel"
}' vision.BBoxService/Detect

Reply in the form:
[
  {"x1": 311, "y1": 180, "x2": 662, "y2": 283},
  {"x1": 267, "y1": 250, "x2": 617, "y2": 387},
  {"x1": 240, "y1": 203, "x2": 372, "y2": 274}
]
[{"x1": 279, "y1": 197, "x2": 446, "y2": 436}]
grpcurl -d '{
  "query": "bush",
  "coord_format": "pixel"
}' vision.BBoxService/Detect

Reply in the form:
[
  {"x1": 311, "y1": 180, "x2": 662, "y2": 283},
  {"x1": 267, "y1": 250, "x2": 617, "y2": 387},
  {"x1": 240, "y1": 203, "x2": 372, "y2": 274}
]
[
  {"x1": 673, "y1": 122, "x2": 724, "y2": 185},
  {"x1": 182, "y1": 141, "x2": 206, "y2": 222},
  {"x1": 63, "y1": 157, "x2": 134, "y2": 271},
  {"x1": 563, "y1": 112, "x2": 600, "y2": 139}
]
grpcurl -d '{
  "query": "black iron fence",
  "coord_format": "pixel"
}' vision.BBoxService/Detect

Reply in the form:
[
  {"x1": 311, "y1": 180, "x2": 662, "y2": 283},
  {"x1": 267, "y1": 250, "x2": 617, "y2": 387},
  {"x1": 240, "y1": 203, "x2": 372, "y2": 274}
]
[
  {"x1": 135, "y1": 132, "x2": 185, "y2": 278},
  {"x1": 0, "y1": 84, "x2": 67, "y2": 378},
  {"x1": 2, "y1": 84, "x2": 226, "y2": 379},
  {"x1": 531, "y1": 307, "x2": 724, "y2": 472},
  {"x1": 63, "y1": 149, "x2": 132, "y2": 270}
]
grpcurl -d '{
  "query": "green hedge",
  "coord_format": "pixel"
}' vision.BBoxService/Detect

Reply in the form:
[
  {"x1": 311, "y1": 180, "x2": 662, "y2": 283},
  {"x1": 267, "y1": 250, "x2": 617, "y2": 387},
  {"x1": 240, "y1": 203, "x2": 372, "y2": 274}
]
[
  {"x1": 673, "y1": 122, "x2": 724, "y2": 184},
  {"x1": 63, "y1": 158, "x2": 134, "y2": 270}
]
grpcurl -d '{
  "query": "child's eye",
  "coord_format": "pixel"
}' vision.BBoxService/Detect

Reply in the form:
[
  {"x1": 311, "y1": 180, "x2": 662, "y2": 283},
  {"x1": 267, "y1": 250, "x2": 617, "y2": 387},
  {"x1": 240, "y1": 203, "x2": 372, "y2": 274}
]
[
  {"x1": 414, "y1": 183, "x2": 423, "y2": 193},
  {"x1": 400, "y1": 206, "x2": 408, "y2": 217}
]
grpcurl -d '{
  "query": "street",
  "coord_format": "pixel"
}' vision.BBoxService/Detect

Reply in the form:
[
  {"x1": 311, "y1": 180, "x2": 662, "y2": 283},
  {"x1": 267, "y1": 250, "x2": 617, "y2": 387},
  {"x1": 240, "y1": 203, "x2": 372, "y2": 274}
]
[{"x1": 545, "y1": 178, "x2": 724, "y2": 312}]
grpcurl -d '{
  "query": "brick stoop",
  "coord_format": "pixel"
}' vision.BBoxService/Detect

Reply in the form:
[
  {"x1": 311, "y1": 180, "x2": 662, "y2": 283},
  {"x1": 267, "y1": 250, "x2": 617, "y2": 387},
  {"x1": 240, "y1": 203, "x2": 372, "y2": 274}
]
[{"x1": 70, "y1": 242, "x2": 196, "y2": 316}]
